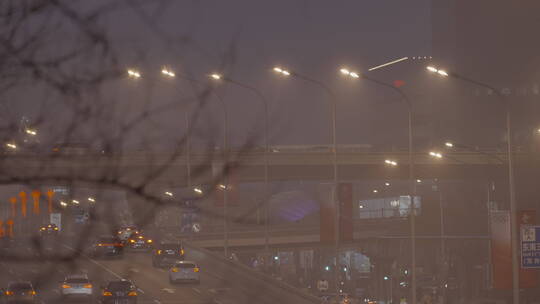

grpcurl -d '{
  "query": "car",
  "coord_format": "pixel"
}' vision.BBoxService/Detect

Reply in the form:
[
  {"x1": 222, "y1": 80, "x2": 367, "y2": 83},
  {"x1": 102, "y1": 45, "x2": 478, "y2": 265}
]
[
  {"x1": 152, "y1": 242, "x2": 185, "y2": 267},
  {"x1": 4, "y1": 281, "x2": 37, "y2": 303},
  {"x1": 101, "y1": 280, "x2": 138, "y2": 304},
  {"x1": 169, "y1": 261, "x2": 200, "y2": 284},
  {"x1": 91, "y1": 235, "x2": 124, "y2": 258},
  {"x1": 38, "y1": 223, "x2": 59, "y2": 236},
  {"x1": 60, "y1": 274, "x2": 93, "y2": 300},
  {"x1": 127, "y1": 233, "x2": 153, "y2": 250},
  {"x1": 320, "y1": 293, "x2": 354, "y2": 304},
  {"x1": 117, "y1": 226, "x2": 139, "y2": 242}
]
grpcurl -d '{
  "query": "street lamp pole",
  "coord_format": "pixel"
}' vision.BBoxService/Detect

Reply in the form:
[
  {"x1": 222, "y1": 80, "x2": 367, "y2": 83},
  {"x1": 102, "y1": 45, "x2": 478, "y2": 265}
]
[
  {"x1": 340, "y1": 69, "x2": 417, "y2": 304},
  {"x1": 159, "y1": 68, "x2": 231, "y2": 257},
  {"x1": 209, "y1": 74, "x2": 271, "y2": 252},
  {"x1": 273, "y1": 66, "x2": 339, "y2": 291},
  {"x1": 428, "y1": 66, "x2": 519, "y2": 304}
]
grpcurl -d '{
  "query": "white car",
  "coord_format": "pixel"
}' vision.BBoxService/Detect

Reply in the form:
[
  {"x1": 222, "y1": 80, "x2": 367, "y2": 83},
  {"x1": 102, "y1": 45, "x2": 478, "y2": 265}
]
[
  {"x1": 169, "y1": 261, "x2": 200, "y2": 284},
  {"x1": 60, "y1": 274, "x2": 93, "y2": 299}
]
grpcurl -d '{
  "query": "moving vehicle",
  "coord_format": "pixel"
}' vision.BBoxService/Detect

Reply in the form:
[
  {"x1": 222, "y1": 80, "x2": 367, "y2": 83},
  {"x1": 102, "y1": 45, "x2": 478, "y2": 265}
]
[
  {"x1": 127, "y1": 233, "x2": 153, "y2": 250},
  {"x1": 169, "y1": 261, "x2": 200, "y2": 284},
  {"x1": 117, "y1": 226, "x2": 139, "y2": 242},
  {"x1": 101, "y1": 280, "x2": 138, "y2": 304},
  {"x1": 4, "y1": 281, "x2": 37, "y2": 303},
  {"x1": 60, "y1": 274, "x2": 93, "y2": 300},
  {"x1": 91, "y1": 235, "x2": 124, "y2": 258},
  {"x1": 38, "y1": 223, "x2": 59, "y2": 236},
  {"x1": 152, "y1": 242, "x2": 184, "y2": 267}
]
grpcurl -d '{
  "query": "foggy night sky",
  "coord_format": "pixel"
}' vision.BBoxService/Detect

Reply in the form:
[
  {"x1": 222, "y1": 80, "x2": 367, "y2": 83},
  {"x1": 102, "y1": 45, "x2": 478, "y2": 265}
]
[{"x1": 5, "y1": 0, "x2": 540, "y2": 151}]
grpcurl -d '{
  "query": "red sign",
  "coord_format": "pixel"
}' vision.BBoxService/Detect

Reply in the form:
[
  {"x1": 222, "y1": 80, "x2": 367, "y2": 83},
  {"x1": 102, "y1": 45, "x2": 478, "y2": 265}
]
[
  {"x1": 31, "y1": 190, "x2": 40, "y2": 215},
  {"x1": 6, "y1": 219, "x2": 14, "y2": 238},
  {"x1": 46, "y1": 189, "x2": 54, "y2": 213},
  {"x1": 19, "y1": 191, "x2": 27, "y2": 218},
  {"x1": 9, "y1": 197, "x2": 16, "y2": 218}
]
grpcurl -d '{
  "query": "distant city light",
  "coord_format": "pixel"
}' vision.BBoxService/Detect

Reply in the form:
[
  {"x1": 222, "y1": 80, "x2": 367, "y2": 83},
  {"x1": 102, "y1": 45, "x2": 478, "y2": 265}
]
[
  {"x1": 416, "y1": 179, "x2": 422, "y2": 183},
  {"x1": 218, "y1": 184, "x2": 227, "y2": 190},
  {"x1": 72, "y1": 200, "x2": 79, "y2": 205},
  {"x1": 373, "y1": 189, "x2": 378, "y2": 193},
  {"x1": 210, "y1": 73, "x2": 222, "y2": 80},
  {"x1": 385, "y1": 182, "x2": 390, "y2": 186},
  {"x1": 193, "y1": 187, "x2": 203, "y2": 194},
  {"x1": 445, "y1": 142, "x2": 454, "y2": 148},
  {"x1": 165, "y1": 191, "x2": 173, "y2": 197},
  {"x1": 88, "y1": 197, "x2": 95, "y2": 203},
  {"x1": 60, "y1": 201, "x2": 67, "y2": 207}
]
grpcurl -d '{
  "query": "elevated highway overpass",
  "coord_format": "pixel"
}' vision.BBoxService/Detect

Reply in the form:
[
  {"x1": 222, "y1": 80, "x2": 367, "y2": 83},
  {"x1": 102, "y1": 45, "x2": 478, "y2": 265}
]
[{"x1": 3, "y1": 149, "x2": 537, "y2": 187}]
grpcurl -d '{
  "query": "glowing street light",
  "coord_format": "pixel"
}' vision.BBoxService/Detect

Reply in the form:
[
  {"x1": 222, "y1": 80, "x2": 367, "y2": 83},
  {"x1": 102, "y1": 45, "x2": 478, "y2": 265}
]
[
  {"x1": 209, "y1": 73, "x2": 222, "y2": 80},
  {"x1": 272, "y1": 67, "x2": 290, "y2": 76},
  {"x1": 385, "y1": 182, "x2": 391, "y2": 186},
  {"x1": 416, "y1": 179, "x2": 422, "y2": 183},
  {"x1": 25, "y1": 129, "x2": 37, "y2": 136},
  {"x1": 385, "y1": 159, "x2": 398, "y2": 166},
  {"x1": 429, "y1": 151, "x2": 443, "y2": 159},
  {"x1": 161, "y1": 68, "x2": 176, "y2": 77},
  {"x1": 340, "y1": 67, "x2": 360, "y2": 78},
  {"x1": 373, "y1": 189, "x2": 378, "y2": 193},
  {"x1": 127, "y1": 69, "x2": 141, "y2": 79},
  {"x1": 426, "y1": 66, "x2": 448, "y2": 77}
]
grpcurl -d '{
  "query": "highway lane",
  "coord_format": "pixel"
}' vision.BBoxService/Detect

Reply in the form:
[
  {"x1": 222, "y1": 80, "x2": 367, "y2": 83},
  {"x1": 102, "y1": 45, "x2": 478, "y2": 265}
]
[{"x1": 0, "y1": 239, "x2": 313, "y2": 304}]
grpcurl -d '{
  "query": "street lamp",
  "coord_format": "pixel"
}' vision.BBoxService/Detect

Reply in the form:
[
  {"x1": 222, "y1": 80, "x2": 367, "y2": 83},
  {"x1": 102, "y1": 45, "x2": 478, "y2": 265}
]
[
  {"x1": 209, "y1": 72, "x2": 272, "y2": 252},
  {"x1": 429, "y1": 151, "x2": 443, "y2": 159},
  {"x1": 127, "y1": 69, "x2": 141, "y2": 79},
  {"x1": 444, "y1": 141, "x2": 504, "y2": 164},
  {"x1": 428, "y1": 65, "x2": 520, "y2": 304},
  {"x1": 385, "y1": 159, "x2": 398, "y2": 166},
  {"x1": 25, "y1": 129, "x2": 37, "y2": 136},
  {"x1": 341, "y1": 66, "x2": 418, "y2": 303},
  {"x1": 274, "y1": 65, "x2": 339, "y2": 291}
]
